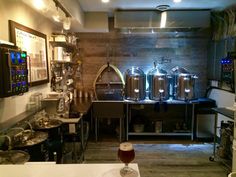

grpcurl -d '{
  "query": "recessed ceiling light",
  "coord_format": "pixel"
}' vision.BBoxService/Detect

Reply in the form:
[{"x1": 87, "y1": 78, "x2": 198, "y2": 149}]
[
  {"x1": 156, "y1": 5, "x2": 170, "y2": 11},
  {"x1": 101, "y1": 0, "x2": 110, "y2": 3},
  {"x1": 173, "y1": 0, "x2": 182, "y2": 3},
  {"x1": 33, "y1": 0, "x2": 46, "y2": 10}
]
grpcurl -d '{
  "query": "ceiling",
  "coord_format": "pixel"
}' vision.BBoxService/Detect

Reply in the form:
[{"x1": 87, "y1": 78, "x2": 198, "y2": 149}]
[
  {"x1": 21, "y1": 0, "x2": 236, "y2": 32},
  {"x1": 77, "y1": 0, "x2": 236, "y2": 15}
]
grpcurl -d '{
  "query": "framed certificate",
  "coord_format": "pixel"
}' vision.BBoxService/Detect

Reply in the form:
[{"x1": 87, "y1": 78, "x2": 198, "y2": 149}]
[{"x1": 9, "y1": 20, "x2": 49, "y2": 86}]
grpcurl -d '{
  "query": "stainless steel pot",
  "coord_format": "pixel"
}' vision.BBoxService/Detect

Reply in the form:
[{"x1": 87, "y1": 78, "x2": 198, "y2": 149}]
[
  {"x1": 125, "y1": 67, "x2": 146, "y2": 101},
  {"x1": 53, "y1": 47, "x2": 72, "y2": 62},
  {"x1": 147, "y1": 65, "x2": 169, "y2": 100},
  {"x1": 170, "y1": 66, "x2": 197, "y2": 101}
]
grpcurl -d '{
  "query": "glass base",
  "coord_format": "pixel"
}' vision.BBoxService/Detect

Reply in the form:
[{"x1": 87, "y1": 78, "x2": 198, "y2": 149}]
[{"x1": 120, "y1": 166, "x2": 138, "y2": 177}]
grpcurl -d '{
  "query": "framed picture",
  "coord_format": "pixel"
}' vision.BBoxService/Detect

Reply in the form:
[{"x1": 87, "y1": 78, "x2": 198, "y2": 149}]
[{"x1": 9, "y1": 20, "x2": 49, "y2": 86}]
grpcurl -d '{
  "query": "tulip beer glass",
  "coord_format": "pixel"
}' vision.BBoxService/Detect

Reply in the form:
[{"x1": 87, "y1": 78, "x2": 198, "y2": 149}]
[{"x1": 118, "y1": 142, "x2": 135, "y2": 176}]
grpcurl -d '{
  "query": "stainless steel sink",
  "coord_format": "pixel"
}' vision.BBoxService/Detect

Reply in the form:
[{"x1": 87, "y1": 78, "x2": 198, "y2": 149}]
[
  {"x1": 32, "y1": 117, "x2": 62, "y2": 130},
  {"x1": 0, "y1": 150, "x2": 30, "y2": 164},
  {"x1": 14, "y1": 131, "x2": 48, "y2": 148}
]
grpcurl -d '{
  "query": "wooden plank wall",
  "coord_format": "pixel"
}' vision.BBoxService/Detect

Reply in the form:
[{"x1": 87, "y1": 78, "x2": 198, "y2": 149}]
[{"x1": 76, "y1": 23, "x2": 210, "y2": 98}]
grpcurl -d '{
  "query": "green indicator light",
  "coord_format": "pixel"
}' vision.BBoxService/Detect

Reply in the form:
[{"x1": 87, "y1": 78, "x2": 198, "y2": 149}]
[{"x1": 21, "y1": 53, "x2": 26, "y2": 58}]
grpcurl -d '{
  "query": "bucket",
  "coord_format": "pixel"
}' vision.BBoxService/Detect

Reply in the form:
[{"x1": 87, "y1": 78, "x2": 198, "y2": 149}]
[{"x1": 228, "y1": 172, "x2": 236, "y2": 177}]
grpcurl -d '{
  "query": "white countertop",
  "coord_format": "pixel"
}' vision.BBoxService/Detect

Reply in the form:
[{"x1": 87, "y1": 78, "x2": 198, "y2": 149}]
[{"x1": 0, "y1": 163, "x2": 140, "y2": 177}]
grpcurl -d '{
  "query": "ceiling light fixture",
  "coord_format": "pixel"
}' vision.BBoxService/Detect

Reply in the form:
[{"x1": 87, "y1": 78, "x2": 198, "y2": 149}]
[
  {"x1": 63, "y1": 17, "x2": 71, "y2": 30},
  {"x1": 101, "y1": 0, "x2": 110, "y2": 3},
  {"x1": 128, "y1": 28, "x2": 131, "y2": 34},
  {"x1": 156, "y1": 5, "x2": 170, "y2": 11},
  {"x1": 160, "y1": 12, "x2": 167, "y2": 28},
  {"x1": 173, "y1": 0, "x2": 182, "y2": 3},
  {"x1": 33, "y1": 0, "x2": 46, "y2": 10},
  {"x1": 52, "y1": 6, "x2": 61, "y2": 22},
  {"x1": 52, "y1": 0, "x2": 72, "y2": 24}
]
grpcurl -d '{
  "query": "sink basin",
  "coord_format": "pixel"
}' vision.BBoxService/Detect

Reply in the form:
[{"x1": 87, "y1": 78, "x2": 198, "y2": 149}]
[
  {"x1": 32, "y1": 117, "x2": 62, "y2": 130},
  {"x1": 14, "y1": 131, "x2": 48, "y2": 148},
  {"x1": 0, "y1": 150, "x2": 30, "y2": 164}
]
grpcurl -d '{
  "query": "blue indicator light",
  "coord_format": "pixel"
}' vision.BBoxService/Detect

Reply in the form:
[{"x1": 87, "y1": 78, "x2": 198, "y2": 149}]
[
  {"x1": 16, "y1": 52, "x2": 22, "y2": 63},
  {"x1": 16, "y1": 52, "x2": 20, "y2": 59},
  {"x1": 10, "y1": 52, "x2": 15, "y2": 59},
  {"x1": 10, "y1": 52, "x2": 15, "y2": 64}
]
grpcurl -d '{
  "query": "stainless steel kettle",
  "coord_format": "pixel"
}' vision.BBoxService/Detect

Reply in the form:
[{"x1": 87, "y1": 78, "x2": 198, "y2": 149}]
[
  {"x1": 125, "y1": 67, "x2": 146, "y2": 101},
  {"x1": 147, "y1": 63, "x2": 170, "y2": 101},
  {"x1": 170, "y1": 66, "x2": 198, "y2": 101}
]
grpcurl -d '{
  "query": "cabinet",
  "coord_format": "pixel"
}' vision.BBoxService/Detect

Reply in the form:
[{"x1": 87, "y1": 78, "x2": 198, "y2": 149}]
[{"x1": 125, "y1": 100, "x2": 196, "y2": 140}]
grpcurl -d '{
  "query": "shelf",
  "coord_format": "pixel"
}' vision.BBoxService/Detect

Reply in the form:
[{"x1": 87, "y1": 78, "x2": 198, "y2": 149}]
[
  {"x1": 212, "y1": 107, "x2": 234, "y2": 120},
  {"x1": 49, "y1": 41, "x2": 76, "y2": 52},
  {"x1": 95, "y1": 82, "x2": 124, "y2": 85},
  {"x1": 128, "y1": 132, "x2": 192, "y2": 136},
  {"x1": 218, "y1": 156, "x2": 232, "y2": 171},
  {"x1": 51, "y1": 60, "x2": 75, "y2": 64}
]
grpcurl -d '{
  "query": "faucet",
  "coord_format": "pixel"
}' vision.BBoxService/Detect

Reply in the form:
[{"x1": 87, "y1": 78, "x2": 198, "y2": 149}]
[
  {"x1": 0, "y1": 135, "x2": 12, "y2": 150},
  {"x1": 25, "y1": 121, "x2": 33, "y2": 135},
  {"x1": 10, "y1": 127, "x2": 24, "y2": 132}
]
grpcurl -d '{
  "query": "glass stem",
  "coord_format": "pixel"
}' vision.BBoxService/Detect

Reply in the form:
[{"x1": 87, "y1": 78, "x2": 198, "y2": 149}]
[{"x1": 125, "y1": 163, "x2": 128, "y2": 169}]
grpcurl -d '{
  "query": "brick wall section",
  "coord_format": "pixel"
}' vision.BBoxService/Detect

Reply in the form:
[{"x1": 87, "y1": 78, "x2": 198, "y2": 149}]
[{"x1": 76, "y1": 29, "x2": 210, "y2": 98}]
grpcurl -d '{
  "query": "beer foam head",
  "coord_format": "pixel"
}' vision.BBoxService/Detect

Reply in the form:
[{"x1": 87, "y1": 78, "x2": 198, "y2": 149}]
[{"x1": 119, "y1": 142, "x2": 133, "y2": 151}]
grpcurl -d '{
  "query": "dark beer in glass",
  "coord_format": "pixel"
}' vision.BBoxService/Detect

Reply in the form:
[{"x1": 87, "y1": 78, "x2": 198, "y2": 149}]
[{"x1": 118, "y1": 142, "x2": 135, "y2": 176}]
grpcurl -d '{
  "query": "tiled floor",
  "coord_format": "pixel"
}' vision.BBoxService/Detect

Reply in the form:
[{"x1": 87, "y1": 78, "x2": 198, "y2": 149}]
[{"x1": 83, "y1": 139, "x2": 230, "y2": 177}]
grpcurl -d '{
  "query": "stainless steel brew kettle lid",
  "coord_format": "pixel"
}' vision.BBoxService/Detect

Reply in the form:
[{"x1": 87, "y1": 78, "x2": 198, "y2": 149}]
[
  {"x1": 170, "y1": 66, "x2": 198, "y2": 78},
  {"x1": 126, "y1": 67, "x2": 145, "y2": 76},
  {"x1": 147, "y1": 64, "x2": 167, "y2": 76},
  {"x1": 170, "y1": 66, "x2": 189, "y2": 75}
]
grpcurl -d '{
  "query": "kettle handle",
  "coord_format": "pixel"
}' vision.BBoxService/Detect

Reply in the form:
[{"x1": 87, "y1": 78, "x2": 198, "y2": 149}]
[{"x1": 192, "y1": 75, "x2": 198, "y2": 79}]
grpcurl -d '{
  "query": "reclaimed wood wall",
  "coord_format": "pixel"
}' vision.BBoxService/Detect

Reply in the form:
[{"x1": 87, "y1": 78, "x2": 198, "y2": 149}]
[{"x1": 76, "y1": 20, "x2": 210, "y2": 98}]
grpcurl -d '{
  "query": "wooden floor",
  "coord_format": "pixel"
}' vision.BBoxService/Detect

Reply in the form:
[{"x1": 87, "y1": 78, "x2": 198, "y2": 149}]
[{"x1": 84, "y1": 137, "x2": 230, "y2": 177}]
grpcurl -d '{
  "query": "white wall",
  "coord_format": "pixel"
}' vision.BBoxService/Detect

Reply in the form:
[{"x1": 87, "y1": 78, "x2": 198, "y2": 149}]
[
  {"x1": 83, "y1": 12, "x2": 108, "y2": 32},
  {"x1": 0, "y1": 0, "x2": 59, "y2": 125}
]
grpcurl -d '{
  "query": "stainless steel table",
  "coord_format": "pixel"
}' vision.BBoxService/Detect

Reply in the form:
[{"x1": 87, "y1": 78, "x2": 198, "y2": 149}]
[
  {"x1": 91, "y1": 99, "x2": 198, "y2": 141},
  {"x1": 124, "y1": 99, "x2": 198, "y2": 141},
  {"x1": 210, "y1": 107, "x2": 234, "y2": 161}
]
